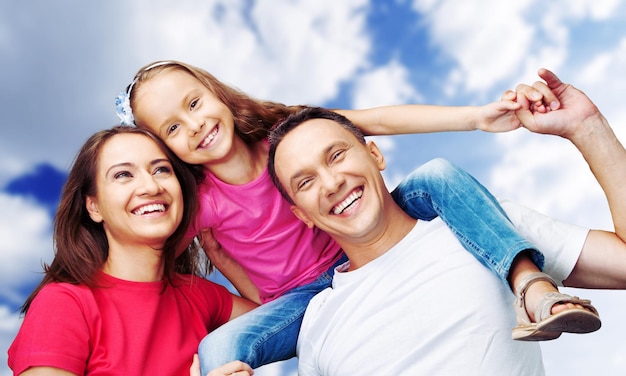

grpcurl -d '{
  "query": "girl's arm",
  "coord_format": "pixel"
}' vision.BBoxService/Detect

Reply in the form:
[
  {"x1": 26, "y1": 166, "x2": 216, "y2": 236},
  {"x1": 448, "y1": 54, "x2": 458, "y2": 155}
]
[
  {"x1": 336, "y1": 101, "x2": 524, "y2": 136},
  {"x1": 199, "y1": 229, "x2": 262, "y2": 305},
  {"x1": 230, "y1": 295, "x2": 259, "y2": 320}
]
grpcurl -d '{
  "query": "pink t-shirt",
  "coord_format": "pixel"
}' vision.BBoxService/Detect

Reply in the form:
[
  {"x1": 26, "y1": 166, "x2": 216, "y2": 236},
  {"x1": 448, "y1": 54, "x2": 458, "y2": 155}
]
[
  {"x1": 190, "y1": 166, "x2": 343, "y2": 303},
  {"x1": 8, "y1": 272, "x2": 232, "y2": 376}
]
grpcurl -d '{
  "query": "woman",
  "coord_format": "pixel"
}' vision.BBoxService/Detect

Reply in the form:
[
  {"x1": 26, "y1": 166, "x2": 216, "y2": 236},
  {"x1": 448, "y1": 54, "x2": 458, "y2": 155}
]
[{"x1": 8, "y1": 126, "x2": 256, "y2": 376}]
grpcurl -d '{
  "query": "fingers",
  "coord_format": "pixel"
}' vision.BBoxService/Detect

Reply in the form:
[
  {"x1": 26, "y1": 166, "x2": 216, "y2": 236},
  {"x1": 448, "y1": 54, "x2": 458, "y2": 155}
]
[
  {"x1": 190, "y1": 354, "x2": 201, "y2": 376},
  {"x1": 206, "y1": 361, "x2": 254, "y2": 376},
  {"x1": 501, "y1": 89, "x2": 517, "y2": 101},
  {"x1": 531, "y1": 80, "x2": 560, "y2": 111},
  {"x1": 537, "y1": 68, "x2": 563, "y2": 91}
]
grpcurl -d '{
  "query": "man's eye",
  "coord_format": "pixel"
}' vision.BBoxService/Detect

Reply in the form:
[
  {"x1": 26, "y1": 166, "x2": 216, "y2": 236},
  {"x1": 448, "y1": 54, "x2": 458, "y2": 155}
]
[
  {"x1": 298, "y1": 178, "x2": 312, "y2": 190},
  {"x1": 331, "y1": 150, "x2": 345, "y2": 161}
]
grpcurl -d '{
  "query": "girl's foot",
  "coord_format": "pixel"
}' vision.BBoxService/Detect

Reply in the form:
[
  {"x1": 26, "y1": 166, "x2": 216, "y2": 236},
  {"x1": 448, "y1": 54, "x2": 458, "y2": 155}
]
[{"x1": 512, "y1": 272, "x2": 601, "y2": 341}]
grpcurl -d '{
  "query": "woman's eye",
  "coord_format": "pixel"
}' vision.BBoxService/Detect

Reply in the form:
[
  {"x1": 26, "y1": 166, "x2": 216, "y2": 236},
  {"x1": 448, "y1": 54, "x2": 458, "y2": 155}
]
[
  {"x1": 154, "y1": 165, "x2": 173, "y2": 175},
  {"x1": 113, "y1": 171, "x2": 132, "y2": 179},
  {"x1": 167, "y1": 124, "x2": 179, "y2": 135}
]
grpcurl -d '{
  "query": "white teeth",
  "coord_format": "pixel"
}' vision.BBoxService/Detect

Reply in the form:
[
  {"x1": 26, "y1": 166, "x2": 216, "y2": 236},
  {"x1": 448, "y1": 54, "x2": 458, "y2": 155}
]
[
  {"x1": 200, "y1": 127, "x2": 219, "y2": 148},
  {"x1": 134, "y1": 204, "x2": 165, "y2": 215},
  {"x1": 333, "y1": 190, "x2": 363, "y2": 215}
]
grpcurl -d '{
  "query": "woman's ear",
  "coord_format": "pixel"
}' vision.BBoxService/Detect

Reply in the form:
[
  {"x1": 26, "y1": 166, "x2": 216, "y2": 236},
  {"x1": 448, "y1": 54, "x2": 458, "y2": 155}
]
[{"x1": 85, "y1": 196, "x2": 103, "y2": 223}]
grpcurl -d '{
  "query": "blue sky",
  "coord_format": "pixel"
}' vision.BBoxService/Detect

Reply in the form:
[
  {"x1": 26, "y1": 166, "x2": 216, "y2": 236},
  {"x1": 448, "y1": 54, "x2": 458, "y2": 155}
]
[{"x1": 2, "y1": 0, "x2": 626, "y2": 374}]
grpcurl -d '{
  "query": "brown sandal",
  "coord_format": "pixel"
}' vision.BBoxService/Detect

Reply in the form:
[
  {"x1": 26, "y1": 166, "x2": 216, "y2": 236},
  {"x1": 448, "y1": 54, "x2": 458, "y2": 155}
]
[{"x1": 512, "y1": 272, "x2": 601, "y2": 341}]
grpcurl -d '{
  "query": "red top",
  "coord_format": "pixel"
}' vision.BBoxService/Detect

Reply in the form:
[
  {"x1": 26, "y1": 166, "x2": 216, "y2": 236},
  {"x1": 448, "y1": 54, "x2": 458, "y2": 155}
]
[{"x1": 8, "y1": 272, "x2": 232, "y2": 375}]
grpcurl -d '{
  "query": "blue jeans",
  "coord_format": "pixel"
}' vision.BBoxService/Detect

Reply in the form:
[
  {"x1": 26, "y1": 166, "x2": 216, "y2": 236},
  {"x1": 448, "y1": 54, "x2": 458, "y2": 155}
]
[
  {"x1": 198, "y1": 157, "x2": 544, "y2": 372},
  {"x1": 198, "y1": 254, "x2": 348, "y2": 374},
  {"x1": 391, "y1": 158, "x2": 543, "y2": 286}
]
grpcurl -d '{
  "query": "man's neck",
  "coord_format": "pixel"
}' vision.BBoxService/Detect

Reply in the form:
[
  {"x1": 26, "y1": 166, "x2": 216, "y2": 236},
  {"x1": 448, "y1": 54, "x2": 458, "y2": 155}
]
[{"x1": 338, "y1": 208, "x2": 417, "y2": 271}]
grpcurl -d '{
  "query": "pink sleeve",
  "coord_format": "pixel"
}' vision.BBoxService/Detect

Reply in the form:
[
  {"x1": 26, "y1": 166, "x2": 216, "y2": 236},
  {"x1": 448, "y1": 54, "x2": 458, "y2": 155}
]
[{"x1": 8, "y1": 284, "x2": 91, "y2": 375}]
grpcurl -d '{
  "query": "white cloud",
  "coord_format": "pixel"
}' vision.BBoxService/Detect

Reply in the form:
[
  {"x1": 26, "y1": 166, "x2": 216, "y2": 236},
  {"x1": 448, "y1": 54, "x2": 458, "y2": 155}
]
[
  {"x1": 409, "y1": 0, "x2": 626, "y2": 99},
  {"x1": 0, "y1": 194, "x2": 52, "y2": 305},
  {"x1": 0, "y1": 306, "x2": 22, "y2": 376},
  {"x1": 486, "y1": 33, "x2": 626, "y2": 231},
  {"x1": 351, "y1": 60, "x2": 423, "y2": 108},
  {"x1": 488, "y1": 131, "x2": 611, "y2": 229},
  {"x1": 411, "y1": 0, "x2": 535, "y2": 93},
  {"x1": 124, "y1": 0, "x2": 371, "y2": 106}
]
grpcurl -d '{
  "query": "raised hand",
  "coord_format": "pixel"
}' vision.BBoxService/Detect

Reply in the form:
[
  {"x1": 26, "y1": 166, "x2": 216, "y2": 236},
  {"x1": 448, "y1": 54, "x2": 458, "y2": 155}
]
[{"x1": 512, "y1": 68, "x2": 602, "y2": 141}]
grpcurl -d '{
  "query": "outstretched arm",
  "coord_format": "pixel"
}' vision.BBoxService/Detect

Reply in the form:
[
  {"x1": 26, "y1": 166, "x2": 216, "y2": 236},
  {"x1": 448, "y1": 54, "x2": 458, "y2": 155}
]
[
  {"x1": 514, "y1": 68, "x2": 626, "y2": 289},
  {"x1": 336, "y1": 100, "x2": 524, "y2": 136}
]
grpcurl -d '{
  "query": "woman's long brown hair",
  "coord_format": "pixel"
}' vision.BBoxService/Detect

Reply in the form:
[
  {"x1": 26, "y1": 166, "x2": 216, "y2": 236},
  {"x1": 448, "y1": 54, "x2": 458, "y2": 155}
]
[{"x1": 21, "y1": 126, "x2": 202, "y2": 313}]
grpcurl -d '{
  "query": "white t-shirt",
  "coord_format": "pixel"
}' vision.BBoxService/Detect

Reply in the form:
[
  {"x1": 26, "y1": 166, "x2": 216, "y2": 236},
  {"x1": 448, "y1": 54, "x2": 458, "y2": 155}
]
[{"x1": 297, "y1": 201, "x2": 588, "y2": 376}]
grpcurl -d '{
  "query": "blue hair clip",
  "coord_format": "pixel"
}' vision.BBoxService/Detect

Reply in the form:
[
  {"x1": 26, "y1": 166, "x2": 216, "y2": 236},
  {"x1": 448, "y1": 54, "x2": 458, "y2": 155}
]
[
  {"x1": 115, "y1": 91, "x2": 135, "y2": 126},
  {"x1": 115, "y1": 61, "x2": 176, "y2": 126}
]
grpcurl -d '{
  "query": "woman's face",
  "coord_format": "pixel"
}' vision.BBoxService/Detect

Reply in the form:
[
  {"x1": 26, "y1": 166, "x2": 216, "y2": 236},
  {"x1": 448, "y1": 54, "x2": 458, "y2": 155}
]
[
  {"x1": 86, "y1": 133, "x2": 184, "y2": 251},
  {"x1": 132, "y1": 69, "x2": 237, "y2": 168}
]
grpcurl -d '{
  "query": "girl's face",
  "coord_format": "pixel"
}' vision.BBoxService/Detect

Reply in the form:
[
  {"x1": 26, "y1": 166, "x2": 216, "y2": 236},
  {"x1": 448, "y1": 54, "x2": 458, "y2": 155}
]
[
  {"x1": 132, "y1": 69, "x2": 237, "y2": 167},
  {"x1": 85, "y1": 133, "x2": 184, "y2": 251}
]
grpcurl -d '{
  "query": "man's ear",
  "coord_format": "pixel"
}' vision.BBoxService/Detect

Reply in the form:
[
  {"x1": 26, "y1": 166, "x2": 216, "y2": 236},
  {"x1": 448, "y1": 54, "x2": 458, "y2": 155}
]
[
  {"x1": 85, "y1": 196, "x2": 103, "y2": 223},
  {"x1": 366, "y1": 140, "x2": 386, "y2": 171},
  {"x1": 290, "y1": 205, "x2": 315, "y2": 229}
]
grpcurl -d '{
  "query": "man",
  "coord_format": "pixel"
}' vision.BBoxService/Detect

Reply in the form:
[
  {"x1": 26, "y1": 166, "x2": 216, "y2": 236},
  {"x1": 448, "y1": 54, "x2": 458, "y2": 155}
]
[{"x1": 267, "y1": 69, "x2": 626, "y2": 375}]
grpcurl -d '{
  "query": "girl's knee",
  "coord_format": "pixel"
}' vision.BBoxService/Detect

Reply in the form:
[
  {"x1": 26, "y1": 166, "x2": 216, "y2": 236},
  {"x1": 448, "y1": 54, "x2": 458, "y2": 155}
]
[{"x1": 420, "y1": 158, "x2": 457, "y2": 177}]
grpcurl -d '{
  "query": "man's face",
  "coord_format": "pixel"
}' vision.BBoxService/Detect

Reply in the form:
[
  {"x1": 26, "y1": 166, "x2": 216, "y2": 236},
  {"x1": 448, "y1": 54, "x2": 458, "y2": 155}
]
[{"x1": 274, "y1": 118, "x2": 388, "y2": 242}]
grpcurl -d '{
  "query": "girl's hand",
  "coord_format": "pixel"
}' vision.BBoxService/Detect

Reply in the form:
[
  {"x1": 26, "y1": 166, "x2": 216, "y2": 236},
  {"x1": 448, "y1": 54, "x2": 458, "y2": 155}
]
[{"x1": 475, "y1": 99, "x2": 523, "y2": 133}]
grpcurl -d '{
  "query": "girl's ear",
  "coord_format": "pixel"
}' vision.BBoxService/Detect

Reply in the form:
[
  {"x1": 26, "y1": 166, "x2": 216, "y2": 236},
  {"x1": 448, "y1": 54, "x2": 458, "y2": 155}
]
[
  {"x1": 290, "y1": 205, "x2": 315, "y2": 229},
  {"x1": 85, "y1": 196, "x2": 103, "y2": 223},
  {"x1": 366, "y1": 140, "x2": 386, "y2": 171}
]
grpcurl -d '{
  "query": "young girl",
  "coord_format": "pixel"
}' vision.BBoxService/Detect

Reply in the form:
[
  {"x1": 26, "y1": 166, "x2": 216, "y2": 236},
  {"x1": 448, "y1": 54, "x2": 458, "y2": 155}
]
[
  {"x1": 8, "y1": 126, "x2": 257, "y2": 376},
  {"x1": 116, "y1": 61, "x2": 600, "y2": 372}
]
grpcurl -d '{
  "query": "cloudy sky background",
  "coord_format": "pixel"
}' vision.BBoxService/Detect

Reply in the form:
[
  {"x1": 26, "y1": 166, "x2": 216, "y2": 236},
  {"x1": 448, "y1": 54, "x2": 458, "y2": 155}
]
[{"x1": 2, "y1": 0, "x2": 626, "y2": 374}]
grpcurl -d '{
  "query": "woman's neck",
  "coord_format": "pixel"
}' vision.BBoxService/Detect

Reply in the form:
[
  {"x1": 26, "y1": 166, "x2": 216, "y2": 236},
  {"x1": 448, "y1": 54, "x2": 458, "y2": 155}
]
[
  {"x1": 205, "y1": 140, "x2": 268, "y2": 185},
  {"x1": 103, "y1": 243, "x2": 165, "y2": 282}
]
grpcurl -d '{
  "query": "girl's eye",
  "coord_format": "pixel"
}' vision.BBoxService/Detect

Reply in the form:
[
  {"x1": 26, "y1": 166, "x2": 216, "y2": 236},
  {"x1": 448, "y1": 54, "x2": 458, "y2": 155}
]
[
  {"x1": 166, "y1": 124, "x2": 179, "y2": 136},
  {"x1": 190, "y1": 99, "x2": 198, "y2": 110}
]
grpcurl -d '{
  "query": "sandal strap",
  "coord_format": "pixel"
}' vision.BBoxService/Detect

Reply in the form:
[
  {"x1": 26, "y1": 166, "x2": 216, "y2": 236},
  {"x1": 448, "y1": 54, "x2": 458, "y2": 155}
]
[
  {"x1": 514, "y1": 272, "x2": 558, "y2": 325},
  {"x1": 535, "y1": 292, "x2": 599, "y2": 322}
]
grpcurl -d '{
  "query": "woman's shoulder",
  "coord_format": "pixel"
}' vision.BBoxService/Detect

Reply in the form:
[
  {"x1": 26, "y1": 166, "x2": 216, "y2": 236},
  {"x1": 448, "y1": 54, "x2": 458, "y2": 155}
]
[
  {"x1": 32, "y1": 281, "x2": 94, "y2": 309},
  {"x1": 174, "y1": 274, "x2": 230, "y2": 295},
  {"x1": 38, "y1": 280, "x2": 92, "y2": 296}
]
